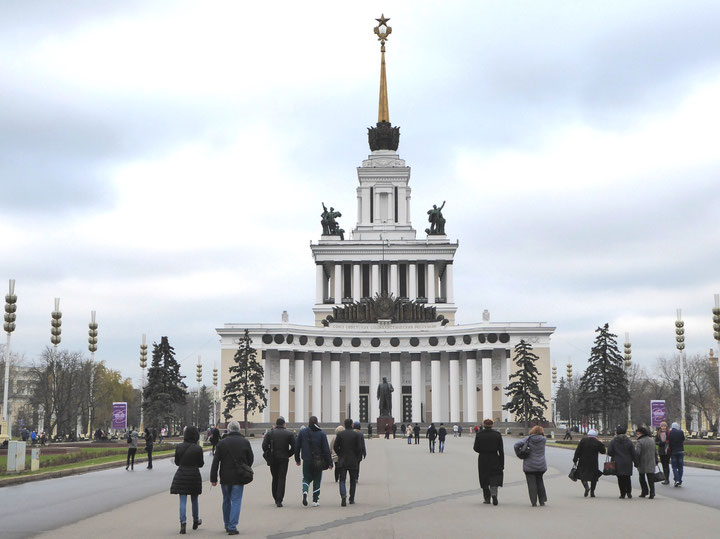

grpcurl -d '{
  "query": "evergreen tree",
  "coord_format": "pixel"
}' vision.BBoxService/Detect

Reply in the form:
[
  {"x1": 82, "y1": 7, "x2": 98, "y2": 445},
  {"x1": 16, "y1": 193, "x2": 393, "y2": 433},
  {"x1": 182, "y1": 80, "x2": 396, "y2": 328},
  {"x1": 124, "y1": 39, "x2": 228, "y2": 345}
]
[
  {"x1": 503, "y1": 339, "x2": 548, "y2": 429},
  {"x1": 223, "y1": 329, "x2": 267, "y2": 436},
  {"x1": 555, "y1": 377, "x2": 570, "y2": 422},
  {"x1": 142, "y1": 336, "x2": 187, "y2": 429},
  {"x1": 578, "y1": 324, "x2": 630, "y2": 433}
]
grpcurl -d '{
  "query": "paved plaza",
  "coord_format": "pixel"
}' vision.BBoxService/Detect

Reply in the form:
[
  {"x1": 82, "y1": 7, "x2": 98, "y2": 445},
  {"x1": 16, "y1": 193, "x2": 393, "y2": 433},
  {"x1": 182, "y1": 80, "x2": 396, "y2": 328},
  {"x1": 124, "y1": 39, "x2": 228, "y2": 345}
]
[{"x1": 1, "y1": 436, "x2": 718, "y2": 538}]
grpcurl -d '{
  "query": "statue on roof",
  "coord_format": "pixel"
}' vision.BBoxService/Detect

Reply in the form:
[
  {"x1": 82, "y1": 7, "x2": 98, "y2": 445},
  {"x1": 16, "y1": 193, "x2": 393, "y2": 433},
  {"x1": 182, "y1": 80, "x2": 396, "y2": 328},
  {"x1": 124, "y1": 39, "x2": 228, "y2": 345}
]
[
  {"x1": 321, "y1": 203, "x2": 344, "y2": 239},
  {"x1": 425, "y1": 201, "x2": 446, "y2": 235}
]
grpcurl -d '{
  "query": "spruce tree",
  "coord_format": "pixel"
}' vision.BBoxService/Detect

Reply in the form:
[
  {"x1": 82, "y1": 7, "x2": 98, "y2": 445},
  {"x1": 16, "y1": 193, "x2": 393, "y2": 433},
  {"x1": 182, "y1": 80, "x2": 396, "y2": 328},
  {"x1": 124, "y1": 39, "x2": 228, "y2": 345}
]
[
  {"x1": 503, "y1": 339, "x2": 548, "y2": 429},
  {"x1": 578, "y1": 323, "x2": 630, "y2": 433},
  {"x1": 555, "y1": 377, "x2": 570, "y2": 422},
  {"x1": 223, "y1": 329, "x2": 267, "y2": 436},
  {"x1": 142, "y1": 336, "x2": 187, "y2": 429}
]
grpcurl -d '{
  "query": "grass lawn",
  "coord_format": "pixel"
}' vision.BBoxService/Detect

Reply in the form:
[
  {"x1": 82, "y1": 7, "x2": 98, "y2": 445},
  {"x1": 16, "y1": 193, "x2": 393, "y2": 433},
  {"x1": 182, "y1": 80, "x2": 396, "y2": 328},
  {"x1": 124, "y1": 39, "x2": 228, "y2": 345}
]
[{"x1": 1, "y1": 446, "x2": 175, "y2": 478}]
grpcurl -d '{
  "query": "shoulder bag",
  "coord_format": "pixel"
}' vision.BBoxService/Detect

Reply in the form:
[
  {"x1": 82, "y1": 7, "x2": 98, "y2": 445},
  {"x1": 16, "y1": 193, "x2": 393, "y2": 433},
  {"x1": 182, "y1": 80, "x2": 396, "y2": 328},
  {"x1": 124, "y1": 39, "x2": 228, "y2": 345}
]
[
  {"x1": 568, "y1": 465, "x2": 578, "y2": 482},
  {"x1": 652, "y1": 464, "x2": 665, "y2": 483},
  {"x1": 602, "y1": 455, "x2": 616, "y2": 476},
  {"x1": 516, "y1": 437, "x2": 532, "y2": 459},
  {"x1": 230, "y1": 450, "x2": 254, "y2": 484}
]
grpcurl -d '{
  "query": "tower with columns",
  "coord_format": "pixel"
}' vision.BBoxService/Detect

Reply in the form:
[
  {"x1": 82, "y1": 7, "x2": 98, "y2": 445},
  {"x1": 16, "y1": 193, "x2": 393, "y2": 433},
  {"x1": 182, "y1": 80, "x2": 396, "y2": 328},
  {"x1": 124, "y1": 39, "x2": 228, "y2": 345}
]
[{"x1": 218, "y1": 16, "x2": 554, "y2": 428}]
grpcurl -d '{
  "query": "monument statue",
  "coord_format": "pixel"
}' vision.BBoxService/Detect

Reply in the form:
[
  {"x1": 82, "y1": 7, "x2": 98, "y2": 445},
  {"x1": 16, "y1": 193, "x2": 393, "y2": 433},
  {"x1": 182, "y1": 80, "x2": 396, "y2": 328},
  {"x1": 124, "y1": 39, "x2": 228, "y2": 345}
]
[
  {"x1": 321, "y1": 202, "x2": 345, "y2": 240},
  {"x1": 425, "y1": 201, "x2": 446, "y2": 235},
  {"x1": 377, "y1": 376, "x2": 394, "y2": 417}
]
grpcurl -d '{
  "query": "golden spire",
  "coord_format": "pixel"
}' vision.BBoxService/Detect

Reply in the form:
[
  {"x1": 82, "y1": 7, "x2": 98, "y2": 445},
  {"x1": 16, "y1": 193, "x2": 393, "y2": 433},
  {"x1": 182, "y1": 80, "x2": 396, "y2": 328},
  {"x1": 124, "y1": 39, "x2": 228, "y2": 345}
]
[{"x1": 374, "y1": 14, "x2": 392, "y2": 124}]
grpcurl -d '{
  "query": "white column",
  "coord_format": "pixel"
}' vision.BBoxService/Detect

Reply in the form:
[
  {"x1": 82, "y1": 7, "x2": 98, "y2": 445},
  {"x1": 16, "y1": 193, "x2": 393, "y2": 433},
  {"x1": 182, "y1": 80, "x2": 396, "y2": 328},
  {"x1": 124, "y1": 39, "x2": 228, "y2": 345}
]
[
  {"x1": 391, "y1": 360, "x2": 401, "y2": 421},
  {"x1": 279, "y1": 357, "x2": 290, "y2": 420},
  {"x1": 482, "y1": 356, "x2": 493, "y2": 420},
  {"x1": 370, "y1": 360, "x2": 380, "y2": 422},
  {"x1": 352, "y1": 264, "x2": 361, "y2": 301},
  {"x1": 504, "y1": 354, "x2": 512, "y2": 421},
  {"x1": 315, "y1": 265, "x2": 324, "y2": 303},
  {"x1": 431, "y1": 360, "x2": 441, "y2": 423},
  {"x1": 445, "y1": 264, "x2": 454, "y2": 304},
  {"x1": 449, "y1": 358, "x2": 460, "y2": 423},
  {"x1": 408, "y1": 264, "x2": 417, "y2": 300},
  {"x1": 312, "y1": 359, "x2": 322, "y2": 421},
  {"x1": 295, "y1": 357, "x2": 305, "y2": 423},
  {"x1": 331, "y1": 361, "x2": 340, "y2": 423},
  {"x1": 371, "y1": 264, "x2": 380, "y2": 297},
  {"x1": 411, "y1": 359, "x2": 422, "y2": 422},
  {"x1": 334, "y1": 263, "x2": 342, "y2": 302},
  {"x1": 427, "y1": 262, "x2": 436, "y2": 303},
  {"x1": 350, "y1": 360, "x2": 360, "y2": 421},
  {"x1": 466, "y1": 358, "x2": 477, "y2": 423},
  {"x1": 390, "y1": 264, "x2": 398, "y2": 297}
]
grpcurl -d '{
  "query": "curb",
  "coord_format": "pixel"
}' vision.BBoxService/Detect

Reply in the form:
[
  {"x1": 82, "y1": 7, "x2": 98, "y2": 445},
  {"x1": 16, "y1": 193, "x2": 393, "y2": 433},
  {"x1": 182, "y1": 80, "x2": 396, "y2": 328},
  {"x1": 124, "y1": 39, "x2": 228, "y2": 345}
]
[{"x1": 0, "y1": 452, "x2": 175, "y2": 488}]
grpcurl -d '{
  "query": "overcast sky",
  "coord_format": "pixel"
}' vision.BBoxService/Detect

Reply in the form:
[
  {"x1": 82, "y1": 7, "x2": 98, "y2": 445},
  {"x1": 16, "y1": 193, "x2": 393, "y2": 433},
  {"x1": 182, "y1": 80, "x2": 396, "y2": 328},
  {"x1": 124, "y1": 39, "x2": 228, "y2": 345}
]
[{"x1": 2, "y1": 1, "x2": 719, "y2": 386}]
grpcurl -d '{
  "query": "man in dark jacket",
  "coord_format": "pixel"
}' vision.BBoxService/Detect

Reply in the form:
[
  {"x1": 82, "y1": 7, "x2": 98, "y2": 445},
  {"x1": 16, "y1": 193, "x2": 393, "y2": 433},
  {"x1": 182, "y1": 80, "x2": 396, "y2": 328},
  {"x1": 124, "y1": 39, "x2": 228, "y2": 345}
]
[
  {"x1": 668, "y1": 422, "x2": 685, "y2": 487},
  {"x1": 294, "y1": 416, "x2": 332, "y2": 507},
  {"x1": 426, "y1": 423, "x2": 438, "y2": 453},
  {"x1": 262, "y1": 417, "x2": 296, "y2": 507},
  {"x1": 210, "y1": 420, "x2": 254, "y2": 535},
  {"x1": 474, "y1": 419, "x2": 504, "y2": 505},
  {"x1": 210, "y1": 424, "x2": 220, "y2": 455},
  {"x1": 334, "y1": 418, "x2": 364, "y2": 506},
  {"x1": 413, "y1": 423, "x2": 421, "y2": 444},
  {"x1": 352, "y1": 421, "x2": 367, "y2": 481},
  {"x1": 438, "y1": 424, "x2": 447, "y2": 453}
]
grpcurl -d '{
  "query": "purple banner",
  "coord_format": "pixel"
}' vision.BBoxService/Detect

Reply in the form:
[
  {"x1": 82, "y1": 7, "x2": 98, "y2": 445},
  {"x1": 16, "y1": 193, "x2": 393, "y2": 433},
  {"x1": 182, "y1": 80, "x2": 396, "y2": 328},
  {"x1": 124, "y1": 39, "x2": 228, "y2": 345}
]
[
  {"x1": 650, "y1": 400, "x2": 666, "y2": 428},
  {"x1": 112, "y1": 402, "x2": 128, "y2": 430}
]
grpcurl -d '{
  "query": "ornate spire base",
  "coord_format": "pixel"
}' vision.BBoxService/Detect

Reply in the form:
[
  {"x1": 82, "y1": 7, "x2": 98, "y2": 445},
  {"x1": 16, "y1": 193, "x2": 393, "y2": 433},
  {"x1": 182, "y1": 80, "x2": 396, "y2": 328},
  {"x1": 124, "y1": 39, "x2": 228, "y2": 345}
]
[{"x1": 368, "y1": 121, "x2": 400, "y2": 151}]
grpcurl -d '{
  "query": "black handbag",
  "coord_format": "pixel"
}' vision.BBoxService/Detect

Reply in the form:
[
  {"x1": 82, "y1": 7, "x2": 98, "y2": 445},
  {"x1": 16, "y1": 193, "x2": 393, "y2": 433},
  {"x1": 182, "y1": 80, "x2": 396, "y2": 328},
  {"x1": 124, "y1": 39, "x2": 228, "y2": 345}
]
[
  {"x1": 602, "y1": 456, "x2": 616, "y2": 476},
  {"x1": 516, "y1": 437, "x2": 531, "y2": 459},
  {"x1": 568, "y1": 465, "x2": 578, "y2": 482},
  {"x1": 653, "y1": 465, "x2": 665, "y2": 483},
  {"x1": 231, "y1": 454, "x2": 254, "y2": 484}
]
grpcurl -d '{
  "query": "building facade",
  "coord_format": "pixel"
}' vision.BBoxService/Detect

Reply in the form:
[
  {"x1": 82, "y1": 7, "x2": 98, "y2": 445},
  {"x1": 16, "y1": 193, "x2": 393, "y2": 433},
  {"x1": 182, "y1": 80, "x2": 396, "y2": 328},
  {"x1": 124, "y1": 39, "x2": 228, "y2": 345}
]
[{"x1": 217, "y1": 18, "x2": 555, "y2": 426}]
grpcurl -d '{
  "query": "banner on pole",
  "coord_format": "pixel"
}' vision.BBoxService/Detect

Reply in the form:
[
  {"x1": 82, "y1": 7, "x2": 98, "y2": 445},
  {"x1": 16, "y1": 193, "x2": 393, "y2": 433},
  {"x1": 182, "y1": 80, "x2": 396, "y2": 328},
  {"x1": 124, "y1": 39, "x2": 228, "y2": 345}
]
[
  {"x1": 112, "y1": 402, "x2": 128, "y2": 430},
  {"x1": 650, "y1": 400, "x2": 666, "y2": 428}
]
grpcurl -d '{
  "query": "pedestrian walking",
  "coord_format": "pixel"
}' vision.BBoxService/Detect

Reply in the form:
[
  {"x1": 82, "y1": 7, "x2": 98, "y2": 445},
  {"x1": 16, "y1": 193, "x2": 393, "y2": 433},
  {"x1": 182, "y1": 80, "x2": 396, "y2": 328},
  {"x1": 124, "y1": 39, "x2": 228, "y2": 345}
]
[
  {"x1": 384, "y1": 423, "x2": 391, "y2": 439},
  {"x1": 514, "y1": 425, "x2": 548, "y2": 507},
  {"x1": 668, "y1": 422, "x2": 685, "y2": 487},
  {"x1": 352, "y1": 421, "x2": 367, "y2": 481},
  {"x1": 210, "y1": 424, "x2": 221, "y2": 455},
  {"x1": 413, "y1": 423, "x2": 421, "y2": 444},
  {"x1": 635, "y1": 426, "x2": 658, "y2": 499},
  {"x1": 392, "y1": 422, "x2": 397, "y2": 439},
  {"x1": 406, "y1": 424, "x2": 413, "y2": 444},
  {"x1": 426, "y1": 423, "x2": 438, "y2": 453},
  {"x1": 334, "y1": 418, "x2": 364, "y2": 506},
  {"x1": 564, "y1": 428, "x2": 572, "y2": 440},
  {"x1": 145, "y1": 428, "x2": 155, "y2": 470},
  {"x1": 572, "y1": 428, "x2": 605, "y2": 497},
  {"x1": 438, "y1": 424, "x2": 447, "y2": 453},
  {"x1": 608, "y1": 425, "x2": 636, "y2": 499},
  {"x1": 330, "y1": 424, "x2": 344, "y2": 482},
  {"x1": 294, "y1": 416, "x2": 332, "y2": 507},
  {"x1": 170, "y1": 426, "x2": 204, "y2": 534},
  {"x1": 210, "y1": 420, "x2": 254, "y2": 535},
  {"x1": 126, "y1": 428, "x2": 139, "y2": 471},
  {"x1": 262, "y1": 417, "x2": 296, "y2": 507},
  {"x1": 458, "y1": 425, "x2": 462, "y2": 437},
  {"x1": 453, "y1": 424, "x2": 458, "y2": 438},
  {"x1": 655, "y1": 421, "x2": 671, "y2": 485},
  {"x1": 474, "y1": 418, "x2": 504, "y2": 505},
  {"x1": 367, "y1": 423, "x2": 373, "y2": 439}
]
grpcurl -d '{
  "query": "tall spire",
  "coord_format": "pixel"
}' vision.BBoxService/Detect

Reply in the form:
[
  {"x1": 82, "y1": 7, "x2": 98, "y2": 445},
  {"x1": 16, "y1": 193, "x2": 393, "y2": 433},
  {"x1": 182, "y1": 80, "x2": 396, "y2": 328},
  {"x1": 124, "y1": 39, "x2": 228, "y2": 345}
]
[
  {"x1": 375, "y1": 14, "x2": 391, "y2": 123},
  {"x1": 368, "y1": 15, "x2": 400, "y2": 152}
]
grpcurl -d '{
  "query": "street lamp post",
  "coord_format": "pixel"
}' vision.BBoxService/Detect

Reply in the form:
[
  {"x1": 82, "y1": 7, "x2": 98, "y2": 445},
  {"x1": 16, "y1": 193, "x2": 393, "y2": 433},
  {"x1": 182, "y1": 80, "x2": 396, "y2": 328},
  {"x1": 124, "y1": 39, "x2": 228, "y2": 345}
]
[
  {"x1": 624, "y1": 333, "x2": 632, "y2": 432},
  {"x1": 50, "y1": 298, "x2": 62, "y2": 437},
  {"x1": 196, "y1": 356, "x2": 203, "y2": 427},
  {"x1": 87, "y1": 311, "x2": 98, "y2": 436},
  {"x1": 675, "y1": 309, "x2": 686, "y2": 432},
  {"x1": 713, "y1": 294, "x2": 720, "y2": 396},
  {"x1": 566, "y1": 362, "x2": 573, "y2": 430},
  {"x1": 212, "y1": 365, "x2": 218, "y2": 426},
  {"x1": 139, "y1": 334, "x2": 147, "y2": 431},
  {"x1": 2, "y1": 280, "x2": 17, "y2": 441},
  {"x1": 551, "y1": 364, "x2": 557, "y2": 425}
]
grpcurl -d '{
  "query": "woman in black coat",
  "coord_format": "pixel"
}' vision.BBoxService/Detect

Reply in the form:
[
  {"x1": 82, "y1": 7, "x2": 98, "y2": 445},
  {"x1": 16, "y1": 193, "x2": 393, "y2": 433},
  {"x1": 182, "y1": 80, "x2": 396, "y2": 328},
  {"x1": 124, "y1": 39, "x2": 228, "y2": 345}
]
[
  {"x1": 170, "y1": 426, "x2": 205, "y2": 534},
  {"x1": 572, "y1": 429, "x2": 605, "y2": 497},
  {"x1": 607, "y1": 425, "x2": 637, "y2": 499},
  {"x1": 144, "y1": 428, "x2": 154, "y2": 470},
  {"x1": 473, "y1": 419, "x2": 504, "y2": 505}
]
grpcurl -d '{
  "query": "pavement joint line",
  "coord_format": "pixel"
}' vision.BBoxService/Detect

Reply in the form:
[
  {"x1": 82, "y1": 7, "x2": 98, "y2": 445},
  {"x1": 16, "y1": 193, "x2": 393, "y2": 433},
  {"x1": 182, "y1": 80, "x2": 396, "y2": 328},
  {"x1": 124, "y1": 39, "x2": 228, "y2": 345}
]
[{"x1": 267, "y1": 473, "x2": 561, "y2": 538}]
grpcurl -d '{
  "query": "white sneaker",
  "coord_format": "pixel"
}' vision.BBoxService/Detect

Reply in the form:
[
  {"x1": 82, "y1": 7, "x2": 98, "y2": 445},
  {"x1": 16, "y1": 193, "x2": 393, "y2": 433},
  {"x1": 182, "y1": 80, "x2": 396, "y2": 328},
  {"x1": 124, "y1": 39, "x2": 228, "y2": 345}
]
[{"x1": 312, "y1": 501, "x2": 320, "y2": 507}]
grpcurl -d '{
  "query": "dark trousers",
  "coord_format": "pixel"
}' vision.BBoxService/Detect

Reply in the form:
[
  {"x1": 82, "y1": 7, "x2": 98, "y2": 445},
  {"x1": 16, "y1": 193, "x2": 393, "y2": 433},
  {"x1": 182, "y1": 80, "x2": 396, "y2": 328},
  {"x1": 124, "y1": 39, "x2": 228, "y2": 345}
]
[
  {"x1": 414, "y1": 433, "x2": 420, "y2": 444},
  {"x1": 146, "y1": 448, "x2": 153, "y2": 468},
  {"x1": 439, "y1": 440, "x2": 445, "y2": 453},
  {"x1": 126, "y1": 448, "x2": 137, "y2": 468},
  {"x1": 524, "y1": 472, "x2": 547, "y2": 506},
  {"x1": 617, "y1": 475, "x2": 632, "y2": 497},
  {"x1": 659, "y1": 454, "x2": 670, "y2": 482},
  {"x1": 338, "y1": 467, "x2": 358, "y2": 500},
  {"x1": 428, "y1": 439, "x2": 436, "y2": 452},
  {"x1": 638, "y1": 473, "x2": 655, "y2": 496},
  {"x1": 270, "y1": 457, "x2": 289, "y2": 503},
  {"x1": 671, "y1": 453, "x2": 684, "y2": 483},
  {"x1": 580, "y1": 478, "x2": 598, "y2": 494}
]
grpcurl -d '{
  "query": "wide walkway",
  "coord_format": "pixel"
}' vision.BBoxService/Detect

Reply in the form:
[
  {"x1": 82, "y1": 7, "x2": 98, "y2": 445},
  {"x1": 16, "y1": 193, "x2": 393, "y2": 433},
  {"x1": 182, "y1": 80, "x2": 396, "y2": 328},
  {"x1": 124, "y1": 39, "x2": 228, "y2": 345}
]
[{"x1": 2, "y1": 435, "x2": 719, "y2": 538}]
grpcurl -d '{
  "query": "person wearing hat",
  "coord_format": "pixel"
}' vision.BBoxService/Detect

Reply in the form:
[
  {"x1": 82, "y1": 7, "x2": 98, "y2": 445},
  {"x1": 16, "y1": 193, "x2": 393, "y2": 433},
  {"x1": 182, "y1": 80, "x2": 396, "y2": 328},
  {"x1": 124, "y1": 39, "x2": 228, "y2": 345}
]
[
  {"x1": 572, "y1": 429, "x2": 605, "y2": 497},
  {"x1": 608, "y1": 425, "x2": 637, "y2": 499},
  {"x1": 654, "y1": 421, "x2": 671, "y2": 485},
  {"x1": 635, "y1": 426, "x2": 658, "y2": 498},
  {"x1": 668, "y1": 422, "x2": 685, "y2": 487},
  {"x1": 262, "y1": 417, "x2": 296, "y2": 507},
  {"x1": 473, "y1": 419, "x2": 504, "y2": 505}
]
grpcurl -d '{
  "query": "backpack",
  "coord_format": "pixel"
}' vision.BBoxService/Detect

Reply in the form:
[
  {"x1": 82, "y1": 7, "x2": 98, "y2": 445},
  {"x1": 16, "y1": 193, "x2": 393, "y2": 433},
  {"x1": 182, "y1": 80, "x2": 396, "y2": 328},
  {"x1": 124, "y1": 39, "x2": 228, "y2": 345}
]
[{"x1": 126, "y1": 432, "x2": 133, "y2": 444}]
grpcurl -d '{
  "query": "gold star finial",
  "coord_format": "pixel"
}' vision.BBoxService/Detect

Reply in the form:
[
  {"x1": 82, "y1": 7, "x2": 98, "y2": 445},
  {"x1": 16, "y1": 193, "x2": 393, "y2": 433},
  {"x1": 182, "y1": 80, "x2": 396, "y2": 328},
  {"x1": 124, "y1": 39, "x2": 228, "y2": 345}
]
[{"x1": 374, "y1": 14, "x2": 392, "y2": 45}]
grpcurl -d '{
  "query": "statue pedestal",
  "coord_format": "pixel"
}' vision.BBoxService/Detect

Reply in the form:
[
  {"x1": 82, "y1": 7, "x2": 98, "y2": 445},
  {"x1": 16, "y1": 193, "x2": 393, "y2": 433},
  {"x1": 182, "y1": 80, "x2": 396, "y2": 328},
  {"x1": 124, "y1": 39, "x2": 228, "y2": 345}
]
[{"x1": 377, "y1": 416, "x2": 395, "y2": 438}]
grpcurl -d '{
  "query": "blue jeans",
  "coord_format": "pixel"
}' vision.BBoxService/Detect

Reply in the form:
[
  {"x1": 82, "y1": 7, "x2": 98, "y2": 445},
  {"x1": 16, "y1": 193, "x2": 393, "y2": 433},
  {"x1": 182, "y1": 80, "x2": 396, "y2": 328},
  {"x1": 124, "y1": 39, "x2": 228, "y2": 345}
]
[
  {"x1": 439, "y1": 440, "x2": 445, "y2": 453},
  {"x1": 671, "y1": 453, "x2": 684, "y2": 483},
  {"x1": 178, "y1": 494, "x2": 198, "y2": 524},
  {"x1": 429, "y1": 439, "x2": 435, "y2": 452},
  {"x1": 221, "y1": 484, "x2": 244, "y2": 532}
]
